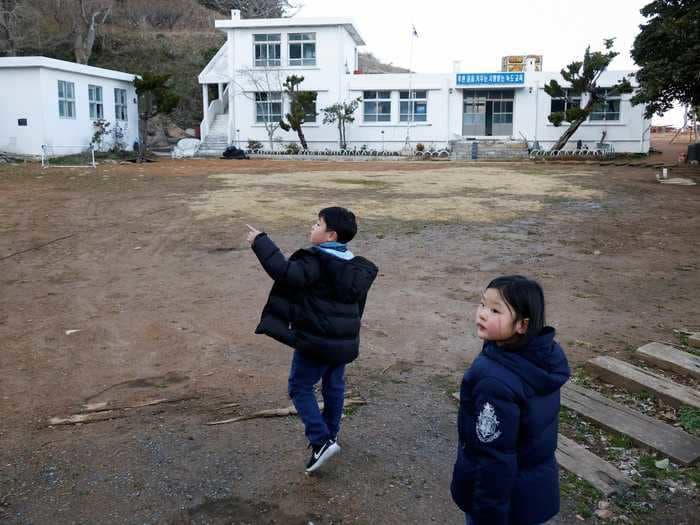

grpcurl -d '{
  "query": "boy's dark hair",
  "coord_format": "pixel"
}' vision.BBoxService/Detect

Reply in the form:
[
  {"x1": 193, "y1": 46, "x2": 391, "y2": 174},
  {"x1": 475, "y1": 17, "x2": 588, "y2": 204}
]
[
  {"x1": 319, "y1": 206, "x2": 357, "y2": 243},
  {"x1": 487, "y1": 275, "x2": 546, "y2": 337}
]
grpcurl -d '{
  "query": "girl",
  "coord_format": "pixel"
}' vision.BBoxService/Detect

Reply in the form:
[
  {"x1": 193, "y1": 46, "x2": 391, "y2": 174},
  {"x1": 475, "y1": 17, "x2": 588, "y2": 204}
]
[{"x1": 451, "y1": 275, "x2": 570, "y2": 525}]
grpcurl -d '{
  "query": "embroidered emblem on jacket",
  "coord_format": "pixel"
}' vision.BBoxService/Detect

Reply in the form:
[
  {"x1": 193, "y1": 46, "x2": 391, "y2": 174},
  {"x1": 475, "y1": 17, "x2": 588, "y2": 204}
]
[{"x1": 476, "y1": 402, "x2": 501, "y2": 443}]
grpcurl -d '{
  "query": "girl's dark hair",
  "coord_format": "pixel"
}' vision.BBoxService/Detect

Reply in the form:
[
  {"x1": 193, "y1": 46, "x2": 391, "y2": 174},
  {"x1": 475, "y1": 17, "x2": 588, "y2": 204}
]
[
  {"x1": 319, "y1": 206, "x2": 357, "y2": 243},
  {"x1": 487, "y1": 275, "x2": 546, "y2": 337}
]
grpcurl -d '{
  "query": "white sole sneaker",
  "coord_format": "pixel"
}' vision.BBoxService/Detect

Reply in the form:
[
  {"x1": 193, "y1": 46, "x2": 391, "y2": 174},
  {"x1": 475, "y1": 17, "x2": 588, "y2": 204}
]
[{"x1": 305, "y1": 441, "x2": 340, "y2": 473}]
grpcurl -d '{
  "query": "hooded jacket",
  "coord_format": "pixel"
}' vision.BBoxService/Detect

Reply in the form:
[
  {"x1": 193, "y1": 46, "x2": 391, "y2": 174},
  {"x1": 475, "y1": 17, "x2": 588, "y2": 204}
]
[
  {"x1": 451, "y1": 327, "x2": 570, "y2": 525},
  {"x1": 251, "y1": 233, "x2": 378, "y2": 365}
]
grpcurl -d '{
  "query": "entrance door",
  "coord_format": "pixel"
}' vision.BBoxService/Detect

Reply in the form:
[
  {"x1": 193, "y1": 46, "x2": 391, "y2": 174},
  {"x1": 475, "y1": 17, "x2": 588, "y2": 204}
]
[
  {"x1": 462, "y1": 89, "x2": 514, "y2": 137},
  {"x1": 462, "y1": 91, "x2": 486, "y2": 136}
]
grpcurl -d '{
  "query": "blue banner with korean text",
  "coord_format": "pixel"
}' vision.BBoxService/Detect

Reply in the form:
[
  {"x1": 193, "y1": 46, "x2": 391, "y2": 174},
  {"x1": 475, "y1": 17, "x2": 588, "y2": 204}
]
[{"x1": 456, "y1": 72, "x2": 525, "y2": 85}]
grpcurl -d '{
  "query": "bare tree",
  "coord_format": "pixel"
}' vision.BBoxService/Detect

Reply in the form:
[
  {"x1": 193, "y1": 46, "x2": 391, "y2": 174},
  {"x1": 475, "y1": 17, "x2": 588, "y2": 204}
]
[
  {"x1": 237, "y1": 65, "x2": 284, "y2": 149},
  {"x1": 118, "y1": 0, "x2": 212, "y2": 31},
  {"x1": 0, "y1": 0, "x2": 34, "y2": 56},
  {"x1": 69, "y1": 0, "x2": 113, "y2": 64}
]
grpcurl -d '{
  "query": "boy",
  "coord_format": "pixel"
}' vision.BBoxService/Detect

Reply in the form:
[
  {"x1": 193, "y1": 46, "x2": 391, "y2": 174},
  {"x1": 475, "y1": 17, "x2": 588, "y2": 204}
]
[{"x1": 246, "y1": 207, "x2": 378, "y2": 473}]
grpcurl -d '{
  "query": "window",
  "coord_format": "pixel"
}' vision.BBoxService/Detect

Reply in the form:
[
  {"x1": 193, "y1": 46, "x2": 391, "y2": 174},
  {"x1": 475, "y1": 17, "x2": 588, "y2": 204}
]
[
  {"x1": 114, "y1": 88, "x2": 128, "y2": 121},
  {"x1": 492, "y1": 100, "x2": 513, "y2": 124},
  {"x1": 255, "y1": 92, "x2": 282, "y2": 122},
  {"x1": 88, "y1": 85, "x2": 103, "y2": 120},
  {"x1": 289, "y1": 32, "x2": 316, "y2": 66},
  {"x1": 363, "y1": 90, "x2": 391, "y2": 122},
  {"x1": 254, "y1": 34, "x2": 281, "y2": 67},
  {"x1": 400, "y1": 90, "x2": 427, "y2": 122},
  {"x1": 302, "y1": 93, "x2": 317, "y2": 123},
  {"x1": 550, "y1": 89, "x2": 581, "y2": 114},
  {"x1": 589, "y1": 89, "x2": 621, "y2": 121},
  {"x1": 57, "y1": 80, "x2": 75, "y2": 119}
]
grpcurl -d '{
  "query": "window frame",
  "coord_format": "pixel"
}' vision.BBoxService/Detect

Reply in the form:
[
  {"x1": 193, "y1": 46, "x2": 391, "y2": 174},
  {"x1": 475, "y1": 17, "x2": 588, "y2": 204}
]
[
  {"x1": 255, "y1": 91, "x2": 283, "y2": 123},
  {"x1": 589, "y1": 89, "x2": 621, "y2": 122},
  {"x1": 114, "y1": 88, "x2": 128, "y2": 121},
  {"x1": 491, "y1": 99, "x2": 513, "y2": 124},
  {"x1": 549, "y1": 89, "x2": 581, "y2": 115},
  {"x1": 254, "y1": 33, "x2": 282, "y2": 68},
  {"x1": 57, "y1": 80, "x2": 76, "y2": 119},
  {"x1": 363, "y1": 90, "x2": 392, "y2": 122},
  {"x1": 399, "y1": 90, "x2": 428, "y2": 122},
  {"x1": 288, "y1": 32, "x2": 316, "y2": 67},
  {"x1": 88, "y1": 84, "x2": 104, "y2": 120}
]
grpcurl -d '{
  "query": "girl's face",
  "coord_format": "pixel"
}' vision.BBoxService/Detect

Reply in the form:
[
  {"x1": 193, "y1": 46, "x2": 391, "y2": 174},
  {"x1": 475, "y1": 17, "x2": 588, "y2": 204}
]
[{"x1": 475, "y1": 288, "x2": 528, "y2": 343}]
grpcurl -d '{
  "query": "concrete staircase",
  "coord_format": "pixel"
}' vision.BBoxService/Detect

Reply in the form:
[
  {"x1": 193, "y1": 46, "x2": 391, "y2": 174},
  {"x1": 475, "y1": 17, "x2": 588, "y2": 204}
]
[
  {"x1": 451, "y1": 139, "x2": 528, "y2": 161},
  {"x1": 197, "y1": 114, "x2": 230, "y2": 157}
]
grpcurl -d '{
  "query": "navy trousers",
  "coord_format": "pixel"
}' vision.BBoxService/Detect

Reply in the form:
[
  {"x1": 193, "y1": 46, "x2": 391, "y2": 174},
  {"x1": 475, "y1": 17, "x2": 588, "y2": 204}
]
[{"x1": 288, "y1": 350, "x2": 346, "y2": 446}]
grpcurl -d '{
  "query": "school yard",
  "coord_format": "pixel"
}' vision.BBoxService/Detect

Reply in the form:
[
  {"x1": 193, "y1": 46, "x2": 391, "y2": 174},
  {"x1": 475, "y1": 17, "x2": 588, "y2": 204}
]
[{"x1": 0, "y1": 154, "x2": 698, "y2": 524}]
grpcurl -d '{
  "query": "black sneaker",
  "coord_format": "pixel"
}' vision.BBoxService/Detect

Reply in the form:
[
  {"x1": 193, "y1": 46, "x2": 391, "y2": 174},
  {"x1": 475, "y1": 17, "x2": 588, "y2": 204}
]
[{"x1": 305, "y1": 438, "x2": 340, "y2": 473}]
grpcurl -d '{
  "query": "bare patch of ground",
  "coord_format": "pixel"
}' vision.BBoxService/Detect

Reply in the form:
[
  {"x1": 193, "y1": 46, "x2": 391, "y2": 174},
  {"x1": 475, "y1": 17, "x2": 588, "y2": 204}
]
[{"x1": 0, "y1": 155, "x2": 698, "y2": 524}]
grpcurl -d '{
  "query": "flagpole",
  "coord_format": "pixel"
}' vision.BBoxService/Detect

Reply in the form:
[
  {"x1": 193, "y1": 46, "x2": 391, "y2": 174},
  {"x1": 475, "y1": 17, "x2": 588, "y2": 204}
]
[{"x1": 406, "y1": 25, "x2": 415, "y2": 150}]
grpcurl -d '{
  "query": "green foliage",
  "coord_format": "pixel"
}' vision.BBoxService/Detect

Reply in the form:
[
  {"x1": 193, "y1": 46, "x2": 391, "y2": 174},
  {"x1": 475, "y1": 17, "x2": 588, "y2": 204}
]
[
  {"x1": 279, "y1": 75, "x2": 316, "y2": 150},
  {"x1": 247, "y1": 139, "x2": 263, "y2": 150},
  {"x1": 135, "y1": 72, "x2": 180, "y2": 116},
  {"x1": 544, "y1": 39, "x2": 633, "y2": 150},
  {"x1": 322, "y1": 97, "x2": 361, "y2": 149},
  {"x1": 631, "y1": 0, "x2": 700, "y2": 117},
  {"x1": 284, "y1": 142, "x2": 301, "y2": 154},
  {"x1": 678, "y1": 406, "x2": 700, "y2": 436},
  {"x1": 91, "y1": 119, "x2": 111, "y2": 152}
]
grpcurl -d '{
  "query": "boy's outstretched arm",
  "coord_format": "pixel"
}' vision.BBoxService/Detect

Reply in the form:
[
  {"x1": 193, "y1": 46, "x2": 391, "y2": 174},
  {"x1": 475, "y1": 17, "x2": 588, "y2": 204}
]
[
  {"x1": 246, "y1": 225, "x2": 320, "y2": 288},
  {"x1": 469, "y1": 377, "x2": 519, "y2": 525}
]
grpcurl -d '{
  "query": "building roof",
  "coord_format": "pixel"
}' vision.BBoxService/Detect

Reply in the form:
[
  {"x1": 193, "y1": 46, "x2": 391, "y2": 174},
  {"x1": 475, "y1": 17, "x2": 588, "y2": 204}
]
[
  {"x1": 0, "y1": 56, "x2": 137, "y2": 82},
  {"x1": 214, "y1": 16, "x2": 365, "y2": 45}
]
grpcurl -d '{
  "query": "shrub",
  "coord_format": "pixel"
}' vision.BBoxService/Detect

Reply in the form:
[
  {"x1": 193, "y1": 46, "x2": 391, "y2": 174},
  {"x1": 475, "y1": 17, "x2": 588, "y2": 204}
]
[
  {"x1": 247, "y1": 139, "x2": 263, "y2": 150},
  {"x1": 415, "y1": 143, "x2": 425, "y2": 152},
  {"x1": 285, "y1": 143, "x2": 301, "y2": 154}
]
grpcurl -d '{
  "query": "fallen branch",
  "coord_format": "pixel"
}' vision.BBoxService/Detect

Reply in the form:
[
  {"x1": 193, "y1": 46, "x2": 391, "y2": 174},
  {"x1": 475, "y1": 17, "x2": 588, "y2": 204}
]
[
  {"x1": 206, "y1": 398, "x2": 367, "y2": 426},
  {"x1": 0, "y1": 233, "x2": 75, "y2": 261},
  {"x1": 49, "y1": 410, "x2": 126, "y2": 426},
  {"x1": 48, "y1": 396, "x2": 196, "y2": 425}
]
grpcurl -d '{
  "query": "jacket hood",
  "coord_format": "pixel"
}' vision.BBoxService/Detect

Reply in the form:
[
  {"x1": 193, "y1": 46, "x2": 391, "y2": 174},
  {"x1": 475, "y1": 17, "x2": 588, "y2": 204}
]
[
  {"x1": 482, "y1": 327, "x2": 570, "y2": 395},
  {"x1": 310, "y1": 247, "x2": 378, "y2": 302}
]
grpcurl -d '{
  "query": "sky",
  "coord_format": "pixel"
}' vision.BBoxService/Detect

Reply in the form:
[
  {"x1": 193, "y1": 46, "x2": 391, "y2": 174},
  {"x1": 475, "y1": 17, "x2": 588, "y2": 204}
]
[{"x1": 296, "y1": 0, "x2": 683, "y2": 125}]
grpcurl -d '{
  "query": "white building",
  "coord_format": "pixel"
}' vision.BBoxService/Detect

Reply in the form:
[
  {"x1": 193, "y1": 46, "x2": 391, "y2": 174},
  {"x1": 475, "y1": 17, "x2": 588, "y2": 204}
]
[
  {"x1": 198, "y1": 12, "x2": 650, "y2": 155},
  {"x1": 0, "y1": 57, "x2": 140, "y2": 157}
]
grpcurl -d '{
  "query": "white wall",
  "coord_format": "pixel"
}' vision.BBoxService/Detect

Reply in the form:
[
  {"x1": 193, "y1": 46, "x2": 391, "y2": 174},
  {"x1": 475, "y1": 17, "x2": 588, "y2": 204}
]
[
  {"x1": 37, "y1": 68, "x2": 139, "y2": 155},
  {"x1": 0, "y1": 68, "x2": 44, "y2": 155},
  {"x1": 201, "y1": 20, "x2": 650, "y2": 153}
]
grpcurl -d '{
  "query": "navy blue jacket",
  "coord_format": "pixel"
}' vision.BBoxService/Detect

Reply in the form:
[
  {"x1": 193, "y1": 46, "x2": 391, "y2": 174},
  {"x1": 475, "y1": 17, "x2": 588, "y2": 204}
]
[
  {"x1": 251, "y1": 234, "x2": 378, "y2": 365},
  {"x1": 451, "y1": 327, "x2": 570, "y2": 525}
]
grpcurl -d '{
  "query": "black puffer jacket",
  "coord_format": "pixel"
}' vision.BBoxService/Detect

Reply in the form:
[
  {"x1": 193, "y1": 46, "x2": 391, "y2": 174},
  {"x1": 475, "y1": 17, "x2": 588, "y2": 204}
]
[{"x1": 251, "y1": 233, "x2": 378, "y2": 365}]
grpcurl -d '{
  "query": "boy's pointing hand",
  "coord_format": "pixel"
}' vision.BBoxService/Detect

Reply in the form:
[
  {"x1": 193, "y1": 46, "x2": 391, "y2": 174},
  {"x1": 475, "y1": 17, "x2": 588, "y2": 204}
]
[{"x1": 246, "y1": 224, "x2": 262, "y2": 245}]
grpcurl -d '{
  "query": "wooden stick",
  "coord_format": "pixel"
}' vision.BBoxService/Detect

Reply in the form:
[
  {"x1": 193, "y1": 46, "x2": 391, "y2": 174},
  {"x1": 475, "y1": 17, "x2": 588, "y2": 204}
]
[
  {"x1": 0, "y1": 233, "x2": 75, "y2": 261},
  {"x1": 206, "y1": 398, "x2": 367, "y2": 426}
]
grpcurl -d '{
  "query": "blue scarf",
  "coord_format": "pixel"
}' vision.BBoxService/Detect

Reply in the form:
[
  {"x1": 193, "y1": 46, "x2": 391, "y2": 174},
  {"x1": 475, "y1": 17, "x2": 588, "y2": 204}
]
[{"x1": 318, "y1": 241, "x2": 354, "y2": 260}]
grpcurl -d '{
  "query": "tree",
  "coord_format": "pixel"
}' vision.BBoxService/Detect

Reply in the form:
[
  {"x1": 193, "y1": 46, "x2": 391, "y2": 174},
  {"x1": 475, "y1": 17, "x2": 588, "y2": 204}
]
[
  {"x1": 197, "y1": 0, "x2": 297, "y2": 18},
  {"x1": 545, "y1": 39, "x2": 632, "y2": 151},
  {"x1": 134, "y1": 72, "x2": 180, "y2": 159},
  {"x1": 322, "y1": 98, "x2": 361, "y2": 150},
  {"x1": 70, "y1": 0, "x2": 113, "y2": 64},
  {"x1": 278, "y1": 75, "x2": 316, "y2": 150},
  {"x1": 0, "y1": 0, "x2": 35, "y2": 56},
  {"x1": 238, "y1": 65, "x2": 284, "y2": 150},
  {"x1": 631, "y1": 0, "x2": 700, "y2": 119}
]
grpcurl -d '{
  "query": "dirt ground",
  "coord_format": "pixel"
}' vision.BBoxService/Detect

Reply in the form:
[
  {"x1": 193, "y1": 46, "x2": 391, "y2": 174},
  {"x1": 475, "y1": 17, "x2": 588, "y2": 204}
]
[{"x1": 1, "y1": 149, "x2": 699, "y2": 524}]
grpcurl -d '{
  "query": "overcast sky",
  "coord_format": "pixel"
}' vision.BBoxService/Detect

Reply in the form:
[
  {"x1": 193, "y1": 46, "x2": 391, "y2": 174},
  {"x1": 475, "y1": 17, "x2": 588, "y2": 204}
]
[{"x1": 297, "y1": 0, "x2": 682, "y2": 125}]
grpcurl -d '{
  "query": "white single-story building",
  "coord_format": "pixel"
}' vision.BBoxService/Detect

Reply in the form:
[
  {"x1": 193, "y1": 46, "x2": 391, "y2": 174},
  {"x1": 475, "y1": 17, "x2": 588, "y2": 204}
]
[
  {"x1": 198, "y1": 11, "x2": 650, "y2": 155},
  {"x1": 0, "y1": 57, "x2": 140, "y2": 156}
]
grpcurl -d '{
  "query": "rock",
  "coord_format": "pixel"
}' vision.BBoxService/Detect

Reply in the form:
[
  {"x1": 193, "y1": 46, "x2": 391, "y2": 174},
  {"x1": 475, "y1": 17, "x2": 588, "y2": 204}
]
[
  {"x1": 654, "y1": 458, "x2": 670, "y2": 470},
  {"x1": 172, "y1": 138, "x2": 200, "y2": 159},
  {"x1": 185, "y1": 128, "x2": 196, "y2": 137},
  {"x1": 166, "y1": 124, "x2": 187, "y2": 139},
  {"x1": 594, "y1": 508, "x2": 613, "y2": 520},
  {"x1": 597, "y1": 500, "x2": 610, "y2": 510}
]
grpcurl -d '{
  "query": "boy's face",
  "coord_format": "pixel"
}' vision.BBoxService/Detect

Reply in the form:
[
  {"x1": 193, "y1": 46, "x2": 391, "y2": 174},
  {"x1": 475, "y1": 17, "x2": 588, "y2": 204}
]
[
  {"x1": 309, "y1": 216, "x2": 337, "y2": 245},
  {"x1": 475, "y1": 288, "x2": 528, "y2": 343}
]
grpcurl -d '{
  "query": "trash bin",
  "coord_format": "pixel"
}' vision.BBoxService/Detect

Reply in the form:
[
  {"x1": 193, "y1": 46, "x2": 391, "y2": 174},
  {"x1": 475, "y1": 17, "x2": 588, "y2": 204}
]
[{"x1": 687, "y1": 143, "x2": 699, "y2": 163}]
